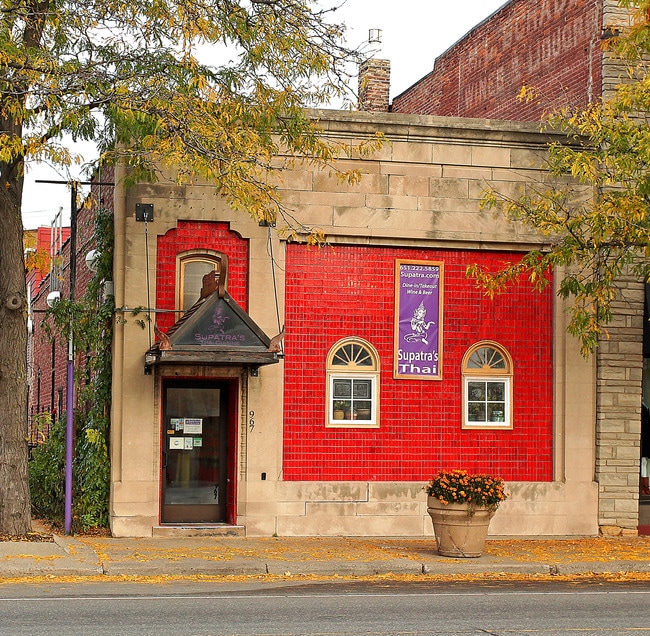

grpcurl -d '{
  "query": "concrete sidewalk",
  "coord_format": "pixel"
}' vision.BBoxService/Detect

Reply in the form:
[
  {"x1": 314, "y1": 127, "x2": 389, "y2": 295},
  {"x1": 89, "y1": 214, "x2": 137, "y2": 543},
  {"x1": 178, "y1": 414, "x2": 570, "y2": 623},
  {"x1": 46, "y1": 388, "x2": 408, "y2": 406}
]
[{"x1": 1, "y1": 532, "x2": 650, "y2": 579}]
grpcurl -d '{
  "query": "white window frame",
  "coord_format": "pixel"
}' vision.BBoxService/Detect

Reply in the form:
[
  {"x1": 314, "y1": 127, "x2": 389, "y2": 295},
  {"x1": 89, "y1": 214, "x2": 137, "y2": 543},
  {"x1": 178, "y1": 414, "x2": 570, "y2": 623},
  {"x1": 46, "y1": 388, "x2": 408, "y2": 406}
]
[
  {"x1": 176, "y1": 250, "x2": 222, "y2": 314},
  {"x1": 461, "y1": 341, "x2": 513, "y2": 430},
  {"x1": 326, "y1": 338, "x2": 380, "y2": 428}
]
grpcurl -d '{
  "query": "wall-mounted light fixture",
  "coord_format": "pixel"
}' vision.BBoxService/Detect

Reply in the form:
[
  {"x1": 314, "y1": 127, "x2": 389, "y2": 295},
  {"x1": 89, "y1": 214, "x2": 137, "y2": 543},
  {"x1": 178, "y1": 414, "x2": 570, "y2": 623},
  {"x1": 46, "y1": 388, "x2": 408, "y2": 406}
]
[
  {"x1": 135, "y1": 203, "x2": 154, "y2": 222},
  {"x1": 85, "y1": 249, "x2": 100, "y2": 272},
  {"x1": 46, "y1": 291, "x2": 61, "y2": 307}
]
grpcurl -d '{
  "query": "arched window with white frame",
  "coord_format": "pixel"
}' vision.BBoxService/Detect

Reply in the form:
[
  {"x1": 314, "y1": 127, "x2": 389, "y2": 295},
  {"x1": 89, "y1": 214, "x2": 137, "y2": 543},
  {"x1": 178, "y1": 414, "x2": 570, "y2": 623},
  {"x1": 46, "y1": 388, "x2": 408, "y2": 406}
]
[
  {"x1": 462, "y1": 341, "x2": 513, "y2": 429},
  {"x1": 326, "y1": 338, "x2": 380, "y2": 428}
]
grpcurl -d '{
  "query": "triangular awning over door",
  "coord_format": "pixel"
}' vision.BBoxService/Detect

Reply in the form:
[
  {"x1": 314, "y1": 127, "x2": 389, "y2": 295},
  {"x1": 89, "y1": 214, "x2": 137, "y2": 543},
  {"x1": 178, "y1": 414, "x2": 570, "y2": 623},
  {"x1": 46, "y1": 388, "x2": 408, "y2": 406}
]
[{"x1": 145, "y1": 290, "x2": 280, "y2": 367}]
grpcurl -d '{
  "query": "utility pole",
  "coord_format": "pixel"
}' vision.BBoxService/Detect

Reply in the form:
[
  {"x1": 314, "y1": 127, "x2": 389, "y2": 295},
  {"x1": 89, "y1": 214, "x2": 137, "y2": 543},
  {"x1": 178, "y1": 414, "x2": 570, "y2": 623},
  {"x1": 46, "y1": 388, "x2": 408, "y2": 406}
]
[{"x1": 35, "y1": 178, "x2": 113, "y2": 534}]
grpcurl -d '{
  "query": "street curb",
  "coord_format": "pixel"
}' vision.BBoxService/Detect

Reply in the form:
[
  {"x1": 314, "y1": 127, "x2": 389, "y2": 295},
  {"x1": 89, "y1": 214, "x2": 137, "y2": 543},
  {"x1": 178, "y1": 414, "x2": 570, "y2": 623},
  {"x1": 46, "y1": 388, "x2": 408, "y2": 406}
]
[
  {"x1": 265, "y1": 559, "x2": 424, "y2": 577},
  {"x1": 421, "y1": 560, "x2": 550, "y2": 575},
  {"x1": 100, "y1": 559, "x2": 268, "y2": 576},
  {"x1": 551, "y1": 561, "x2": 650, "y2": 575}
]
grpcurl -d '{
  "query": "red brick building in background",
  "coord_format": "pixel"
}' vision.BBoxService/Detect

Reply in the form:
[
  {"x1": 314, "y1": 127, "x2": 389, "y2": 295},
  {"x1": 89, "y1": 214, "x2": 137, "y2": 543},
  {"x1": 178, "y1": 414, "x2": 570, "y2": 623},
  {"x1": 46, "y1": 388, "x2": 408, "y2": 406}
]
[
  {"x1": 26, "y1": 223, "x2": 72, "y2": 424},
  {"x1": 392, "y1": 0, "x2": 602, "y2": 120},
  {"x1": 26, "y1": 175, "x2": 113, "y2": 438}
]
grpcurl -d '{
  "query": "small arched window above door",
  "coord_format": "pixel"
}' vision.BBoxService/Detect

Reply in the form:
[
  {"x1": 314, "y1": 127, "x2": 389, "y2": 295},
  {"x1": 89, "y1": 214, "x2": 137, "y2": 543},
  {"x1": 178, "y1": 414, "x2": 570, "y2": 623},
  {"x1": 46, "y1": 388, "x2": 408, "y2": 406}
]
[
  {"x1": 326, "y1": 337, "x2": 380, "y2": 428},
  {"x1": 462, "y1": 341, "x2": 513, "y2": 429},
  {"x1": 177, "y1": 251, "x2": 223, "y2": 312}
]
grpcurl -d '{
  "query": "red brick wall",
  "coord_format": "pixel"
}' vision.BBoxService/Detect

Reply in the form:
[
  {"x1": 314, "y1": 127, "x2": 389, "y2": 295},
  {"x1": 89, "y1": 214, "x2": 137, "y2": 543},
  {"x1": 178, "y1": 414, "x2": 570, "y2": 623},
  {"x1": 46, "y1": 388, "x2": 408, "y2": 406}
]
[
  {"x1": 27, "y1": 174, "x2": 112, "y2": 419},
  {"x1": 155, "y1": 221, "x2": 250, "y2": 332},
  {"x1": 392, "y1": 0, "x2": 602, "y2": 121},
  {"x1": 282, "y1": 244, "x2": 554, "y2": 482}
]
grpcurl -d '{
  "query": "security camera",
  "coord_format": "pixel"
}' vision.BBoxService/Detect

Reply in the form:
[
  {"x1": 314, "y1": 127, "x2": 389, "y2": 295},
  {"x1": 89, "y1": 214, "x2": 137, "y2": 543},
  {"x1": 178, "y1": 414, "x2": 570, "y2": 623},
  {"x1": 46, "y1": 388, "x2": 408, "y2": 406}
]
[{"x1": 46, "y1": 291, "x2": 61, "y2": 307}]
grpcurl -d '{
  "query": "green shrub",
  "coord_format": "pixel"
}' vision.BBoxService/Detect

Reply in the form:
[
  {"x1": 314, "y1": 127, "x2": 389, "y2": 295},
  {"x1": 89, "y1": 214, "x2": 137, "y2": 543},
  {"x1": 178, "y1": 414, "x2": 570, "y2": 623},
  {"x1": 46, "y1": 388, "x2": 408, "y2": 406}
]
[{"x1": 29, "y1": 415, "x2": 66, "y2": 524}]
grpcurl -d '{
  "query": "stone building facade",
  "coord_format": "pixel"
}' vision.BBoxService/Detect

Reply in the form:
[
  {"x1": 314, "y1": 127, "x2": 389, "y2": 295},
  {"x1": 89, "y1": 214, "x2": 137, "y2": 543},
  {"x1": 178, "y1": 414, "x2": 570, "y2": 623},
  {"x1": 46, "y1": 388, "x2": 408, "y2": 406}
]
[{"x1": 107, "y1": 111, "x2": 599, "y2": 537}]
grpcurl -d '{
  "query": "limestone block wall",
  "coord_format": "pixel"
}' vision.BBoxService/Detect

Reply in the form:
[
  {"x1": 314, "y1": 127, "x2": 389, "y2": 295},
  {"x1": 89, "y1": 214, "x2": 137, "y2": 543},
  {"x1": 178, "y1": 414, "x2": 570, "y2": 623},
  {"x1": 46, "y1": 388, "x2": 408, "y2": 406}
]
[
  {"x1": 602, "y1": 0, "x2": 635, "y2": 100},
  {"x1": 241, "y1": 480, "x2": 598, "y2": 537},
  {"x1": 596, "y1": 275, "x2": 645, "y2": 534}
]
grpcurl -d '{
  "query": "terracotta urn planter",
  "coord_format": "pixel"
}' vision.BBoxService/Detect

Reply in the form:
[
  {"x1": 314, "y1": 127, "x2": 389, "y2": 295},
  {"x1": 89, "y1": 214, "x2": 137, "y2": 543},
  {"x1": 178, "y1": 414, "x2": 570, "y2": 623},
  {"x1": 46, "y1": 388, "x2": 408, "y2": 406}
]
[{"x1": 427, "y1": 496, "x2": 495, "y2": 558}]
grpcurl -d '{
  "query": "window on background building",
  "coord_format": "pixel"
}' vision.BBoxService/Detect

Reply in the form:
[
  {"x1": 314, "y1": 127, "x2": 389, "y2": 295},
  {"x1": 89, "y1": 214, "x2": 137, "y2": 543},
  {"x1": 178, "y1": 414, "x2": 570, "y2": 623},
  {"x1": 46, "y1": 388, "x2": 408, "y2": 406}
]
[
  {"x1": 462, "y1": 341, "x2": 513, "y2": 429},
  {"x1": 326, "y1": 337, "x2": 380, "y2": 428},
  {"x1": 177, "y1": 252, "x2": 222, "y2": 312}
]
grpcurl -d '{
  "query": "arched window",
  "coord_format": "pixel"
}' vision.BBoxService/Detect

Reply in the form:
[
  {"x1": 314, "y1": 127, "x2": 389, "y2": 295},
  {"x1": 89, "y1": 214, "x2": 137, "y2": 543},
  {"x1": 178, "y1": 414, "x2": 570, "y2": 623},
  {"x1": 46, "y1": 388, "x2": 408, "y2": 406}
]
[
  {"x1": 177, "y1": 251, "x2": 223, "y2": 312},
  {"x1": 326, "y1": 337, "x2": 380, "y2": 428},
  {"x1": 461, "y1": 341, "x2": 513, "y2": 429}
]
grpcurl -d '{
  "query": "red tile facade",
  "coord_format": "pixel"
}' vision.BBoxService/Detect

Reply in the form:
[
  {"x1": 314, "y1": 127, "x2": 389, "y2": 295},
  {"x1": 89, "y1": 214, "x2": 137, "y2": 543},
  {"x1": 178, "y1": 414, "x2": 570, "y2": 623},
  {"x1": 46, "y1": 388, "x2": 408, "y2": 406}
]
[
  {"x1": 391, "y1": 0, "x2": 602, "y2": 122},
  {"x1": 282, "y1": 244, "x2": 554, "y2": 482},
  {"x1": 155, "y1": 221, "x2": 250, "y2": 331}
]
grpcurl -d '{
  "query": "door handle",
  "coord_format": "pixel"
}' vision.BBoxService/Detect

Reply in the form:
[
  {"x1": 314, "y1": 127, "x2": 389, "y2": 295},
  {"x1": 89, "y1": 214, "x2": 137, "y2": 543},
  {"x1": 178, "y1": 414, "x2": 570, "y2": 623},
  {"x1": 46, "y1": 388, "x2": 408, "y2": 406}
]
[{"x1": 162, "y1": 451, "x2": 168, "y2": 469}]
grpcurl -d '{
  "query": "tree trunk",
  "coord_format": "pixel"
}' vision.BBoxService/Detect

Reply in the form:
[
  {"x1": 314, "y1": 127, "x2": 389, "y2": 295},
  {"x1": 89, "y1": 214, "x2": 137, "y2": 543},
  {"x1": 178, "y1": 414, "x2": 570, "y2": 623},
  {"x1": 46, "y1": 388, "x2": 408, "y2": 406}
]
[{"x1": 0, "y1": 127, "x2": 32, "y2": 534}]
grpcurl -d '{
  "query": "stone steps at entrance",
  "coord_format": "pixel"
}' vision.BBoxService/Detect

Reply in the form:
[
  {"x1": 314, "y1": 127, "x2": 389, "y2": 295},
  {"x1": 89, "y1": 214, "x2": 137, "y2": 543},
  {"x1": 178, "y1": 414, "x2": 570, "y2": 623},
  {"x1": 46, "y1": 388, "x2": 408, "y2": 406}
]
[{"x1": 152, "y1": 525, "x2": 245, "y2": 538}]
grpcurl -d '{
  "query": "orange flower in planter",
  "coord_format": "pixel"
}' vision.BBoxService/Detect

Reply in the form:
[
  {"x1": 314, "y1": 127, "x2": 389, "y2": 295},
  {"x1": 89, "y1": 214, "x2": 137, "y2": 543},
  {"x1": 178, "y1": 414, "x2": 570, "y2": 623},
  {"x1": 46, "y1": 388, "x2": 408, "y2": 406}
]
[{"x1": 424, "y1": 469, "x2": 508, "y2": 511}]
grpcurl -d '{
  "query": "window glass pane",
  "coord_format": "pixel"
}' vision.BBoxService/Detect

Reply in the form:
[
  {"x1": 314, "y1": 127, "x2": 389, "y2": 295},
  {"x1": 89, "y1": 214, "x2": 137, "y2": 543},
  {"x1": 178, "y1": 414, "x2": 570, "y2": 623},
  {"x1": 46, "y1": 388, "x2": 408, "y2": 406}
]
[
  {"x1": 467, "y1": 346, "x2": 506, "y2": 370},
  {"x1": 333, "y1": 344, "x2": 351, "y2": 365},
  {"x1": 333, "y1": 343, "x2": 374, "y2": 367},
  {"x1": 488, "y1": 403, "x2": 506, "y2": 422},
  {"x1": 183, "y1": 260, "x2": 218, "y2": 310},
  {"x1": 467, "y1": 351, "x2": 484, "y2": 368},
  {"x1": 352, "y1": 345, "x2": 373, "y2": 366},
  {"x1": 466, "y1": 378, "x2": 508, "y2": 426},
  {"x1": 486, "y1": 382, "x2": 505, "y2": 401},
  {"x1": 468, "y1": 381, "x2": 485, "y2": 401},
  {"x1": 487, "y1": 349, "x2": 506, "y2": 369},
  {"x1": 355, "y1": 401, "x2": 372, "y2": 420},
  {"x1": 332, "y1": 399, "x2": 351, "y2": 417},
  {"x1": 468, "y1": 402, "x2": 486, "y2": 421},
  {"x1": 352, "y1": 379, "x2": 371, "y2": 398},
  {"x1": 330, "y1": 377, "x2": 375, "y2": 424},
  {"x1": 333, "y1": 379, "x2": 352, "y2": 398}
]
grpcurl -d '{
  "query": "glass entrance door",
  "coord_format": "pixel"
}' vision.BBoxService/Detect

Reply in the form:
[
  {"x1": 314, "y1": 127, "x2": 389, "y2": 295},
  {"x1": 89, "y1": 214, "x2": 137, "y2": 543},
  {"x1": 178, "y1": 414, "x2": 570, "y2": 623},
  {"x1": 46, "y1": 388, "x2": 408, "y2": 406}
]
[{"x1": 161, "y1": 380, "x2": 228, "y2": 523}]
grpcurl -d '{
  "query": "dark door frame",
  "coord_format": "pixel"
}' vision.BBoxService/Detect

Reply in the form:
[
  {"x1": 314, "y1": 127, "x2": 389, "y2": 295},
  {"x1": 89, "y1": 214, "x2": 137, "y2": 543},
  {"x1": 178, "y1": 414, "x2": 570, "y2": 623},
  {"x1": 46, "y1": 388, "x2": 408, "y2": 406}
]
[{"x1": 159, "y1": 376, "x2": 239, "y2": 525}]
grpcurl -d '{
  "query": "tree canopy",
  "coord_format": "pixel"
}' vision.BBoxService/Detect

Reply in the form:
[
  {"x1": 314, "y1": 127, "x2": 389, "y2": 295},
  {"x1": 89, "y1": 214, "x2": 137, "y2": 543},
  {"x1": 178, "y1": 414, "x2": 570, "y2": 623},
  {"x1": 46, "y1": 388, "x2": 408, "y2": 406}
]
[
  {"x1": 0, "y1": 0, "x2": 369, "y2": 534},
  {"x1": 3, "y1": 0, "x2": 371, "y2": 222},
  {"x1": 470, "y1": 0, "x2": 650, "y2": 356}
]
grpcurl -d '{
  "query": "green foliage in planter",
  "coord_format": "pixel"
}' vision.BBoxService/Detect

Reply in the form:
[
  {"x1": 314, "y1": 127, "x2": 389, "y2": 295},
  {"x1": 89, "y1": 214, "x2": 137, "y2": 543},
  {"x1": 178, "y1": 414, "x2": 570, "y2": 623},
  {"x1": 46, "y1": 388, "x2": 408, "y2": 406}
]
[{"x1": 30, "y1": 206, "x2": 114, "y2": 531}]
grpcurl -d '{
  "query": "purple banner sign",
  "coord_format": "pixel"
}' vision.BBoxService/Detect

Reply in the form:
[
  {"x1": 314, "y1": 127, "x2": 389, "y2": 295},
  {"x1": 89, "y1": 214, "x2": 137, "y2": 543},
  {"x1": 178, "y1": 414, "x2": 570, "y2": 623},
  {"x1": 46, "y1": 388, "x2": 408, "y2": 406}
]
[{"x1": 394, "y1": 260, "x2": 444, "y2": 380}]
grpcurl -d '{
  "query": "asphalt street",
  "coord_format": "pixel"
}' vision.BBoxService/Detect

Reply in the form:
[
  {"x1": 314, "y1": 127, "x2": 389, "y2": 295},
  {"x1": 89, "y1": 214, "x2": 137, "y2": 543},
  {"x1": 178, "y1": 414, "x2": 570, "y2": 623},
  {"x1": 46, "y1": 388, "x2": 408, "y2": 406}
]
[{"x1": 1, "y1": 580, "x2": 649, "y2": 635}]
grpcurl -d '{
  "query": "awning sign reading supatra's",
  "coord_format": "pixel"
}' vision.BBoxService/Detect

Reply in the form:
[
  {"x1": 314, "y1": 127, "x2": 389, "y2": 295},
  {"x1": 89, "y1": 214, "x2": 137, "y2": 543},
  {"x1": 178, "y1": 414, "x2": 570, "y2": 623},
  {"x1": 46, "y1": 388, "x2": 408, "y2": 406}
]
[{"x1": 394, "y1": 260, "x2": 444, "y2": 380}]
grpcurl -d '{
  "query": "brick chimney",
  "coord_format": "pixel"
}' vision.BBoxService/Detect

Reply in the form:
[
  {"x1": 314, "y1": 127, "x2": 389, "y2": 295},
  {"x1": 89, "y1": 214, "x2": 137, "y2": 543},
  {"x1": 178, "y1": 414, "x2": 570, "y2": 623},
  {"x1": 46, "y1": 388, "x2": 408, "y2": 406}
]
[{"x1": 358, "y1": 58, "x2": 391, "y2": 113}]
